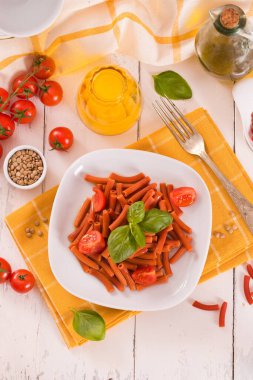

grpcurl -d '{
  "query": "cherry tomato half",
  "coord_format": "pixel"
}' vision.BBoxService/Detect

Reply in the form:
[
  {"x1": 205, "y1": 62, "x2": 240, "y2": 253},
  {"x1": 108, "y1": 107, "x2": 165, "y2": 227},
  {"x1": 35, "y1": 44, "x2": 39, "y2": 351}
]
[
  {"x1": 12, "y1": 74, "x2": 38, "y2": 99},
  {"x1": 0, "y1": 113, "x2": 15, "y2": 139},
  {"x1": 39, "y1": 80, "x2": 63, "y2": 106},
  {"x1": 0, "y1": 143, "x2": 3, "y2": 159},
  {"x1": 92, "y1": 188, "x2": 106, "y2": 212},
  {"x1": 10, "y1": 100, "x2": 36, "y2": 124},
  {"x1": 10, "y1": 269, "x2": 35, "y2": 293},
  {"x1": 131, "y1": 266, "x2": 156, "y2": 285},
  {"x1": 78, "y1": 231, "x2": 106, "y2": 256},
  {"x1": 48, "y1": 127, "x2": 73, "y2": 151},
  {"x1": 0, "y1": 257, "x2": 12, "y2": 284},
  {"x1": 33, "y1": 55, "x2": 55, "y2": 80},
  {"x1": 170, "y1": 187, "x2": 196, "y2": 207},
  {"x1": 0, "y1": 88, "x2": 10, "y2": 111}
]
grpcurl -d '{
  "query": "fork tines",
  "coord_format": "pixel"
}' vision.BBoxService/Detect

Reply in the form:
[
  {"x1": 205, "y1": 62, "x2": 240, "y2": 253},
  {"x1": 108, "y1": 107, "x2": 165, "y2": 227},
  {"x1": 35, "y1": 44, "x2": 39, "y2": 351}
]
[{"x1": 153, "y1": 96, "x2": 196, "y2": 143}]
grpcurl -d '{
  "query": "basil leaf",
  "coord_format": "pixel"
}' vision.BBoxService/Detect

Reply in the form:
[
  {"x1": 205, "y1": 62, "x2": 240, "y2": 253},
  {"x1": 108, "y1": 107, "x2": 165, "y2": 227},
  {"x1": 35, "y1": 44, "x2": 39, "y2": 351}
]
[
  {"x1": 153, "y1": 71, "x2": 192, "y2": 100},
  {"x1": 129, "y1": 223, "x2": 146, "y2": 248},
  {"x1": 127, "y1": 201, "x2": 145, "y2": 224},
  {"x1": 108, "y1": 225, "x2": 138, "y2": 263},
  {"x1": 72, "y1": 309, "x2": 106, "y2": 341},
  {"x1": 139, "y1": 208, "x2": 173, "y2": 233}
]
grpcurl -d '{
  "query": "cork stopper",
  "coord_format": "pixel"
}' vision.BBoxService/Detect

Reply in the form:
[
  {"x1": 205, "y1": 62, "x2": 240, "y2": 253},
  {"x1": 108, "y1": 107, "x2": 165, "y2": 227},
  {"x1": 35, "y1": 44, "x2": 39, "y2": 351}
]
[{"x1": 220, "y1": 7, "x2": 240, "y2": 29}]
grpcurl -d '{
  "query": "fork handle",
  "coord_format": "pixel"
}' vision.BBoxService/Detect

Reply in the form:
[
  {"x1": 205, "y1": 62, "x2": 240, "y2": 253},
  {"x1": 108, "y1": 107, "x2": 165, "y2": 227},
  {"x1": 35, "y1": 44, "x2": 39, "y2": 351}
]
[{"x1": 200, "y1": 151, "x2": 253, "y2": 234}]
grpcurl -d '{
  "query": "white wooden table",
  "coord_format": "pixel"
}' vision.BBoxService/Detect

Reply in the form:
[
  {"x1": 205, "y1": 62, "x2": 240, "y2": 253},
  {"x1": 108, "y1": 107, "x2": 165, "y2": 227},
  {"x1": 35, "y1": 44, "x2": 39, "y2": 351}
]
[{"x1": 0, "y1": 52, "x2": 252, "y2": 380}]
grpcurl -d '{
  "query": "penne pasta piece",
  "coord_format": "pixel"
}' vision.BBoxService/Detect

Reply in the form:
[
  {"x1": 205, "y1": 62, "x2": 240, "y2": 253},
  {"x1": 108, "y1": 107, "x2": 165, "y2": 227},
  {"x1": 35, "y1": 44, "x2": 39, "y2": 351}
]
[
  {"x1": 108, "y1": 273, "x2": 125, "y2": 291},
  {"x1": 156, "y1": 269, "x2": 164, "y2": 277},
  {"x1": 104, "y1": 179, "x2": 115, "y2": 201},
  {"x1": 162, "y1": 251, "x2": 173, "y2": 276},
  {"x1": 157, "y1": 253, "x2": 162, "y2": 268},
  {"x1": 108, "y1": 208, "x2": 118, "y2": 220},
  {"x1": 70, "y1": 214, "x2": 92, "y2": 247},
  {"x1": 88, "y1": 268, "x2": 115, "y2": 292},
  {"x1": 142, "y1": 189, "x2": 155, "y2": 203},
  {"x1": 127, "y1": 258, "x2": 156, "y2": 266},
  {"x1": 160, "y1": 183, "x2": 172, "y2": 211},
  {"x1": 154, "y1": 227, "x2": 170, "y2": 255},
  {"x1": 80, "y1": 262, "x2": 90, "y2": 273},
  {"x1": 153, "y1": 191, "x2": 163, "y2": 206},
  {"x1": 93, "y1": 221, "x2": 101, "y2": 232},
  {"x1": 162, "y1": 240, "x2": 181, "y2": 252},
  {"x1": 96, "y1": 184, "x2": 104, "y2": 190},
  {"x1": 158, "y1": 199, "x2": 167, "y2": 211},
  {"x1": 145, "y1": 236, "x2": 153, "y2": 244},
  {"x1": 70, "y1": 246, "x2": 99, "y2": 270},
  {"x1": 93, "y1": 258, "x2": 114, "y2": 277},
  {"x1": 128, "y1": 183, "x2": 157, "y2": 204},
  {"x1": 101, "y1": 247, "x2": 109, "y2": 258},
  {"x1": 84, "y1": 174, "x2": 109, "y2": 184},
  {"x1": 130, "y1": 247, "x2": 149, "y2": 258},
  {"x1": 171, "y1": 211, "x2": 192, "y2": 234},
  {"x1": 122, "y1": 176, "x2": 151, "y2": 197},
  {"x1": 74, "y1": 198, "x2": 91, "y2": 227},
  {"x1": 68, "y1": 224, "x2": 83, "y2": 242},
  {"x1": 144, "y1": 195, "x2": 156, "y2": 210},
  {"x1": 109, "y1": 204, "x2": 129, "y2": 231},
  {"x1": 172, "y1": 223, "x2": 192, "y2": 251},
  {"x1": 109, "y1": 172, "x2": 145, "y2": 183},
  {"x1": 117, "y1": 194, "x2": 128, "y2": 208},
  {"x1": 124, "y1": 262, "x2": 138, "y2": 271},
  {"x1": 118, "y1": 263, "x2": 136, "y2": 290},
  {"x1": 170, "y1": 246, "x2": 187, "y2": 264},
  {"x1": 167, "y1": 184, "x2": 183, "y2": 216},
  {"x1": 107, "y1": 257, "x2": 127, "y2": 286},
  {"x1": 109, "y1": 191, "x2": 117, "y2": 210},
  {"x1": 138, "y1": 252, "x2": 156, "y2": 259},
  {"x1": 102, "y1": 210, "x2": 110, "y2": 238}
]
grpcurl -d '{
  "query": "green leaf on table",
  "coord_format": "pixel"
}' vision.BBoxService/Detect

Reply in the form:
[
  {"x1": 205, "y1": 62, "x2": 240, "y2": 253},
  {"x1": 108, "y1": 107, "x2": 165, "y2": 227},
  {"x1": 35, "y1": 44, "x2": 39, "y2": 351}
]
[
  {"x1": 72, "y1": 309, "x2": 106, "y2": 341},
  {"x1": 108, "y1": 225, "x2": 138, "y2": 263},
  {"x1": 127, "y1": 201, "x2": 145, "y2": 224},
  {"x1": 153, "y1": 70, "x2": 192, "y2": 100},
  {"x1": 129, "y1": 222, "x2": 146, "y2": 248},
  {"x1": 139, "y1": 208, "x2": 173, "y2": 233}
]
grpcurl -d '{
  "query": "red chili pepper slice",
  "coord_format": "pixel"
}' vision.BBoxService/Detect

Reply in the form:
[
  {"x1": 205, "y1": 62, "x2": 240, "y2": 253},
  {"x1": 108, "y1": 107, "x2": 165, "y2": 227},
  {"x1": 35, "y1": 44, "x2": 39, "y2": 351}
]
[
  {"x1": 219, "y1": 302, "x2": 228, "y2": 327},
  {"x1": 247, "y1": 263, "x2": 253, "y2": 279},
  {"x1": 244, "y1": 275, "x2": 253, "y2": 305},
  {"x1": 192, "y1": 301, "x2": 220, "y2": 311}
]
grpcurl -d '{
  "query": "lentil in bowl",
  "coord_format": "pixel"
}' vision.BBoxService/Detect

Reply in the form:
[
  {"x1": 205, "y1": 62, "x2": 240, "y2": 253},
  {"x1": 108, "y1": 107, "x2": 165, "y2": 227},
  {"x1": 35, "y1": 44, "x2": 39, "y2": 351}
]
[{"x1": 3, "y1": 145, "x2": 47, "y2": 190}]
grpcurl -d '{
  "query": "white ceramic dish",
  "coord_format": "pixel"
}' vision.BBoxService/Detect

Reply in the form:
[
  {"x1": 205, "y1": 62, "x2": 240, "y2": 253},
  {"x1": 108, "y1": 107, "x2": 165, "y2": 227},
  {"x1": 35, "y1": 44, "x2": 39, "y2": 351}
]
[
  {"x1": 3, "y1": 145, "x2": 47, "y2": 190},
  {"x1": 48, "y1": 149, "x2": 212, "y2": 311},
  {"x1": 233, "y1": 78, "x2": 253, "y2": 151},
  {"x1": 0, "y1": 0, "x2": 64, "y2": 38}
]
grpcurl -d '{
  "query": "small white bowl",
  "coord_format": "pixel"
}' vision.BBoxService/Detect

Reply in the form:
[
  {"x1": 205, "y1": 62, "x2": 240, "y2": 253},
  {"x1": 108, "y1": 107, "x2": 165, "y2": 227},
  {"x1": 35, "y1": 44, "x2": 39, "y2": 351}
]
[{"x1": 3, "y1": 145, "x2": 47, "y2": 190}]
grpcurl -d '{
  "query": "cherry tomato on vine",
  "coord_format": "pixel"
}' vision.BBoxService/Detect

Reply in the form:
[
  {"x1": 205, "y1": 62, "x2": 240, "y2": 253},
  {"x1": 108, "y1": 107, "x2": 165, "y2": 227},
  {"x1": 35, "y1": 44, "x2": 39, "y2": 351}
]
[
  {"x1": 0, "y1": 113, "x2": 15, "y2": 139},
  {"x1": 78, "y1": 231, "x2": 106, "y2": 256},
  {"x1": 0, "y1": 143, "x2": 3, "y2": 159},
  {"x1": 10, "y1": 100, "x2": 36, "y2": 124},
  {"x1": 0, "y1": 257, "x2": 12, "y2": 284},
  {"x1": 12, "y1": 74, "x2": 38, "y2": 99},
  {"x1": 10, "y1": 269, "x2": 35, "y2": 293},
  {"x1": 170, "y1": 187, "x2": 196, "y2": 207},
  {"x1": 132, "y1": 266, "x2": 156, "y2": 285},
  {"x1": 39, "y1": 80, "x2": 63, "y2": 106},
  {"x1": 48, "y1": 127, "x2": 73, "y2": 151},
  {"x1": 32, "y1": 54, "x2": 55, "y2": 79},
  {"x1": 0, "y1": 88, "x2": 10, "y2": 110}
]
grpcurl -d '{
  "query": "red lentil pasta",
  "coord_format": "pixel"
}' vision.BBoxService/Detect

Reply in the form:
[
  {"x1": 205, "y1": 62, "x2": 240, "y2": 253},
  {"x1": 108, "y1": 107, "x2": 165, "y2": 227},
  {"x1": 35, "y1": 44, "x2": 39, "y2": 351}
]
[{"x1": 68, "y1": 172, "x2": 194, "y2": 292}]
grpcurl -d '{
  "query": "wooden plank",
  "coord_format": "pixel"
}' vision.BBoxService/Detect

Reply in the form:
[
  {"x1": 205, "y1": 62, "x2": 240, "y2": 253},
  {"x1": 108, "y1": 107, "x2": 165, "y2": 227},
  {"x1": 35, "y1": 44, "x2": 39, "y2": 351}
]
[
  {"x1": 233, "y1": 106, "x2": 253, "y2": 380},
  {"x1": 134, "y1": 56, "x2": 234, "y2": 380}
]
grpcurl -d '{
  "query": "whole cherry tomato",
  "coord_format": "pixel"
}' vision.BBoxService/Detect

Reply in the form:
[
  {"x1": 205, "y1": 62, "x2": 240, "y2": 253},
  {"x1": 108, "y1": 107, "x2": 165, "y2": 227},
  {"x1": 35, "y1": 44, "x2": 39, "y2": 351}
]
[
  {"x1": 0, "y1": 257, "x2": 12, "y2": 284},
  {"x1": 0, "y1": 143, "x2": 3, "y2": 159},
  {"x1": 170, "y1": 187, "x2": 196, "y2": 207},
  {"x1": 78, "y1": 231, "x2": 106, "y2": 256},
  {"x1": 33, "y1": 54, "x2": 55, "y2": 79},
  {"x1": 10, "y1": 100, "x2": 36, "y2": 124},
  {"x1": 39, "y1": 80, "x2": 63, "y2": 106},
  {"x1": 12, "y1": 74, "x2": 38, "y2": 99},
  {"x1": 92, "y1": 188, "x2": 106, "y2": 212},
  {"x1": 131, "y1": 266, "x2": 156, "y2": 285},
  {"x1": 0, "y1": 88, "x2": 10, "y2": 111},
  {"x1": 0, "y1": 113, "x2": 15, "y2": 139},
  {"x1": 10, "y1": 269, "x2": 35, "y2": 293},
  {"x1": 48, "y1": 127, "x2": 73, "y2": 151}
]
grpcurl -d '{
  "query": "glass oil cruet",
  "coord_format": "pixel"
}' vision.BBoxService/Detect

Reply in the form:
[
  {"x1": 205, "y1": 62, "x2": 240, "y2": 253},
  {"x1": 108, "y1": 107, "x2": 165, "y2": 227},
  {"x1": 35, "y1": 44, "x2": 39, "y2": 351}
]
[{"x1": 195, "y1": 4, "x2": 253, "y2": 80}]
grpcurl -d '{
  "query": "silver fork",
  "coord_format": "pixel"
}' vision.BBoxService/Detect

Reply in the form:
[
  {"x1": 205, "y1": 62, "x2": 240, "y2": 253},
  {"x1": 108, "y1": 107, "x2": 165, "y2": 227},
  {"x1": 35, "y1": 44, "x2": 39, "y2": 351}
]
[{"x1": 153, "y1": 96, "x2": 253, "y2": 234}]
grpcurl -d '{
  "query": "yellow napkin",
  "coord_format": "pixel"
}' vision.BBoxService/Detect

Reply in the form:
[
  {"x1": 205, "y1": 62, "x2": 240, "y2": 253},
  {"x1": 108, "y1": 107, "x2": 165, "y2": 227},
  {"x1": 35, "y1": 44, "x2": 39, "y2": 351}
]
[{"x1": 5, "y1": 108, "x2": 253, "y2": 348}]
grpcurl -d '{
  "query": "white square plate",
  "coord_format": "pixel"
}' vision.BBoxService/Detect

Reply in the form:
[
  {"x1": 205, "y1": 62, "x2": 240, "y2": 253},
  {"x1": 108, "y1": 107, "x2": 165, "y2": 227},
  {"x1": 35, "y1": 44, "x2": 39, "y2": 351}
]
[{"x1": 48, "y1": 149, "x2": 212, "y2": 311}]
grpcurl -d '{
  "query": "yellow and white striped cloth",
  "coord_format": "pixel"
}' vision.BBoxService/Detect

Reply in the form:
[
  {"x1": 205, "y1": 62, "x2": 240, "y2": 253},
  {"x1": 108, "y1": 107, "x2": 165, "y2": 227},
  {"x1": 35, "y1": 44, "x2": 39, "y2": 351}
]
[
  {"x1": 1, "y1": 0, "x2": 253, "y2": 72},
  {"x1": 5, "y1": 108, "x2": 253, "y2": 348}
]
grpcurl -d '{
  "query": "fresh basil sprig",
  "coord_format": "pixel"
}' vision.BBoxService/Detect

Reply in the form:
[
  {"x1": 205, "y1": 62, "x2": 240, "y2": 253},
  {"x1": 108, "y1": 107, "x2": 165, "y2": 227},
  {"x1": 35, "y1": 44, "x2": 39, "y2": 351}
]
[
  {"x1": 72, "y1": 309, "x2": 106, "y2": 341},
  {"x1": 153, "y1": 70, "x2": 192, "y2": 100},
  {"x1": 108, "y1": 201, "x2": 173, "y2": 263}
]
